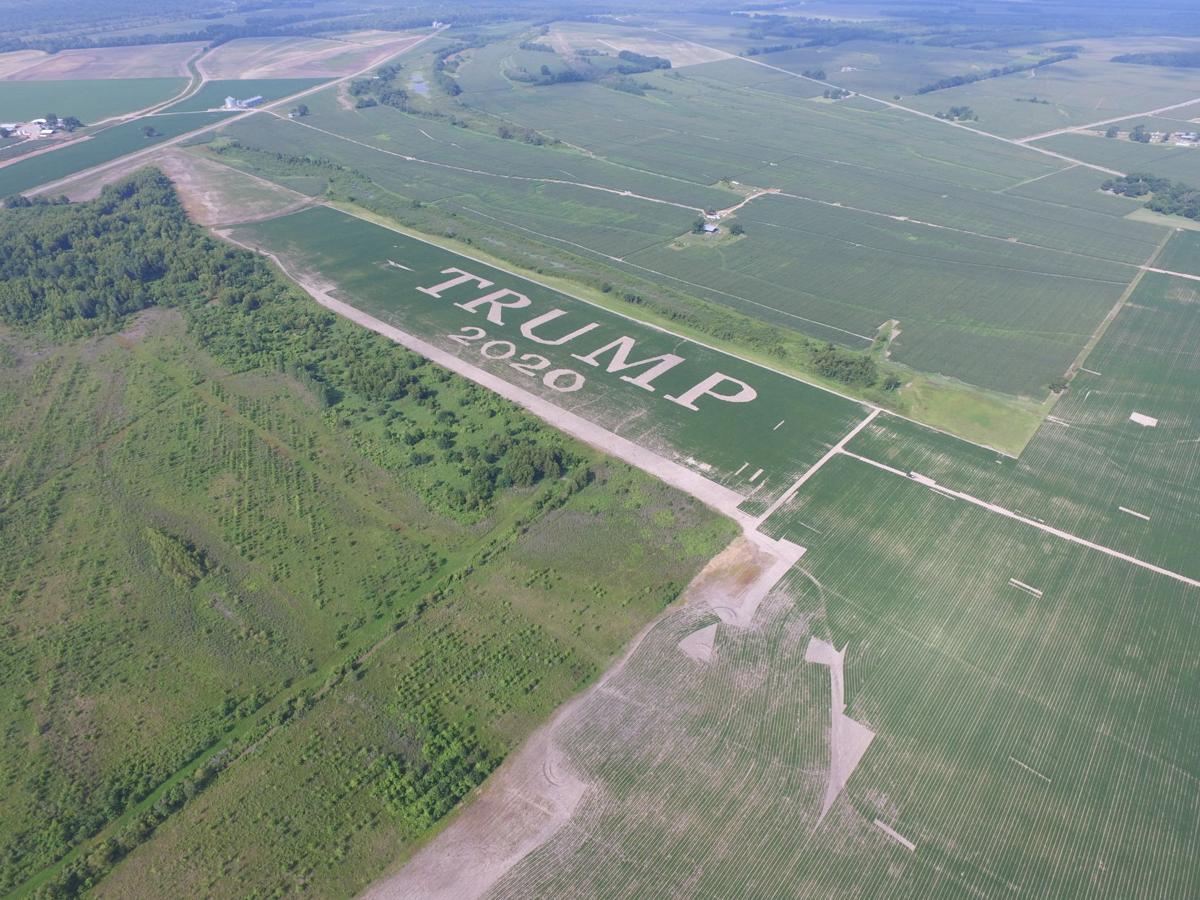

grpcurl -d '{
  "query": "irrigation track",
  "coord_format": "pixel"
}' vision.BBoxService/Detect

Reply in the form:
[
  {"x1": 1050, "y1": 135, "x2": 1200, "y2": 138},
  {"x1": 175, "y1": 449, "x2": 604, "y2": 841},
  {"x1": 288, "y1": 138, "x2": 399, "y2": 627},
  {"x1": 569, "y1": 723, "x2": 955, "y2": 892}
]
[
  {"x1": 24, "y1": 29, "x2": 443, "y2": 198},
  {"x1": 837, "y1": 448, "x2": 1200, "y2": 588},
  {"x1": 1017, "y1": 95, "x2": 1200, "y2": 143},
  {"x1": 645, "y1": 28, "x2": 1127, "y2": 177}
]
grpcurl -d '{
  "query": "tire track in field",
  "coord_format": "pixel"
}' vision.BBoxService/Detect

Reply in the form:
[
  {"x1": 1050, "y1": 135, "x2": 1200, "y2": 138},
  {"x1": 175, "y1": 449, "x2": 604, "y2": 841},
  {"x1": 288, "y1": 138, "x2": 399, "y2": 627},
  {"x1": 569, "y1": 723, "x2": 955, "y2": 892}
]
[{"x1": 267, "y1": 111, "x2": 711, "y2": 215}]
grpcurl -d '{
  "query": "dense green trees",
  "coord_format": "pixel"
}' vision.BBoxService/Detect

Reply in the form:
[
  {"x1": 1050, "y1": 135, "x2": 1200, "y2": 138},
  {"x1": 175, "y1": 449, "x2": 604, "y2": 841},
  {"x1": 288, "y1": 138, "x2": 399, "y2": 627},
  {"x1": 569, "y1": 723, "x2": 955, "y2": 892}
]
[
  {"x1": 935, "y1": 106, "x2": 977, "y2": 121},
  {"x1": 1103, "y1": 172, "x2": 1200, "y2": 220},
  {"x1": 811, "y1": 342, "x2": 878, "y2": 387},
  {"x1": 1112, "y1": 51, "x2": 1200, "y2": 68}
]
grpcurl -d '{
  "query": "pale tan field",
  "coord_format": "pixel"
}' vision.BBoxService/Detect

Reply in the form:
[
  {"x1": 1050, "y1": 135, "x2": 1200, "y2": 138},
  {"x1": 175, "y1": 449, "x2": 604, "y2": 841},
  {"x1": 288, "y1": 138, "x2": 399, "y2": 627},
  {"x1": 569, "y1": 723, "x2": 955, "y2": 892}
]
[
  {"x1": 546, "y1": 24, "x2": 731, "y2": 68},
  {"x1": 0, "y1": 42, "x2": 202, "y2": 79},
  {"x1": 198, "y1": 32, "x2": 424, "y2": 79}
]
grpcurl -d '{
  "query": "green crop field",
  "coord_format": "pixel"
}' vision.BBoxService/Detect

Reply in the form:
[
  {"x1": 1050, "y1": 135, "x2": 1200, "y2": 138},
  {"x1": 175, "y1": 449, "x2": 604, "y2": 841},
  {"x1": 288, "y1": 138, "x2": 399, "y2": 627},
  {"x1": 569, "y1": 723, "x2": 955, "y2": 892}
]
[
  {"x1": 840, "y1": 264, "x2": 1200, "y2": 579},
  {"x1": 624, "y1": 191, "x2": 1136, "y2": 395},
  {"x1": 1034, "y1": 132, "x2": 1200, "y2": 183},
  {"x1": 207, "y1": 48, "x2": 1170, "y2": 399},
  {"x1": 163, "y1": 78, "x2": 330, "y2": 113},
  {"x1": 233, "y1": 204, "x2": 870, "y2": 516},
  {"x1": 467, "y1": 447, "x2": 1200, "y2": 897},
  {"x1": 6, "y1": 7, "x2": 1200, "y2": 898},
  {"x1": 0, "y1": 112, "x2": 231, "y2": 196},
  {"x1": 0, "y1": 78, "x2": 187, "y2": 122}
]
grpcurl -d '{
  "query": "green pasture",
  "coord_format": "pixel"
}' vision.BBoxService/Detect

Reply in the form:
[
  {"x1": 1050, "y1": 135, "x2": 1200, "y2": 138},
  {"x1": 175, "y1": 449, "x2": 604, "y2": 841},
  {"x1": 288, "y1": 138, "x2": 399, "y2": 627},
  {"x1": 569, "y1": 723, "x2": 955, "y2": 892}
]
[
  {"x1": 163, "y1": 78, "x2": 329, "y2": 113},
  {"x1": 233, "y1": 204, "x2": 869, "y2": 515},
  {"x1": 0, "y1": 78, "x2": 187, "y2": 122},
  {"x1": 0, "y1": 111, "x2": 231, "y2": 196}
]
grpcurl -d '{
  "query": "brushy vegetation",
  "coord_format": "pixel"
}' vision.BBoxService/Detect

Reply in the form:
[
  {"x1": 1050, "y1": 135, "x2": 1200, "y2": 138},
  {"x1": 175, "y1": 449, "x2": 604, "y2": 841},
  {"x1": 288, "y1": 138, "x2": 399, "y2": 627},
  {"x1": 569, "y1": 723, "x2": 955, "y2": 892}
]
[{"x1": 0, "y1": 171, "x2": 735, "y2": 897}]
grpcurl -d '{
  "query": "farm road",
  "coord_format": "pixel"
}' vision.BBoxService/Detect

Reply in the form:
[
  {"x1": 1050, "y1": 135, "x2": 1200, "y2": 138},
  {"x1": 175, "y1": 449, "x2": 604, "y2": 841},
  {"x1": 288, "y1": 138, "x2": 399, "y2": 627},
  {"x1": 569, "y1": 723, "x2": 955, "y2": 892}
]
[{"x1": 1017, "y1": 95, "x2": 1200, "y2": 142}]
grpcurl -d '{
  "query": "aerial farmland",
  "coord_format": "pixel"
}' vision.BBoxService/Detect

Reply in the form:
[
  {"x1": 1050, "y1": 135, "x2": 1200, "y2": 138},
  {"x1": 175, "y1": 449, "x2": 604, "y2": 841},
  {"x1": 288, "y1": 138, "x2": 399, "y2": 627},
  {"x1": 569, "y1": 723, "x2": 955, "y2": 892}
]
[{"x1": 1, "y1": 2, "x2": 1199, "y2": 898}]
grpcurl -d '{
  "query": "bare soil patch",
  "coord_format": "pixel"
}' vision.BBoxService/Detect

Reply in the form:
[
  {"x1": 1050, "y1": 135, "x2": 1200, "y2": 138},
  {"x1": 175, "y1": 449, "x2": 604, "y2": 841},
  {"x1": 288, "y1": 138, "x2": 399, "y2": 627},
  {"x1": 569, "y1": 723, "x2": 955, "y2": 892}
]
[
  {"x1": 199, "y1": 33, "x2": 423, "y2": 80},
  {"x1": 547, "y1": 26, "x2": 731, "y2": 68},
  {"x1": 0, "y1": 43, "x2": 202, "y2": 80}
]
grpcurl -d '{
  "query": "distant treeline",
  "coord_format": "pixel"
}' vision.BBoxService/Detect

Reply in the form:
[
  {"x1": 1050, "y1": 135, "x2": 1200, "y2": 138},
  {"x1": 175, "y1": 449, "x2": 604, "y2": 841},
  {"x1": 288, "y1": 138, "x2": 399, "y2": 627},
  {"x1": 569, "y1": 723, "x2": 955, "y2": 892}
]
[
  {"x1": 506, "y1": 48, "x2": 668, "y2": 94},
  {"x1": 1112, "y1": 51, "x2": 1200, "y2": 68},
  {"x1": 1103, "y1": 172, "x2": 1200, "y2": 220},
  {"x1": 915, "y1": 52, "x2": 1076, "y2": 94},
  {"x1": 744, "y1": 16, "x2": 903, "y2": 50}
]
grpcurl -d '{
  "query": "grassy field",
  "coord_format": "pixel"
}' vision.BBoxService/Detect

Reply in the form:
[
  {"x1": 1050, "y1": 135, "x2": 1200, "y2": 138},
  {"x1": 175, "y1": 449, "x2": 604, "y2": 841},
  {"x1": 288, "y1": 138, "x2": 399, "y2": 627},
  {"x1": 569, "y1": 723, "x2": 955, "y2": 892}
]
[
  {"x1": 0, "y1": 274, "x2": 733, "y2": 895},
  {"x1": 0, "y1": 78, "x2": 187, "y2": 122},
  {"x1": 163, "y1": 78, "x2": 330, "y2": 113},
  {"x1": 0, "y1": 112, "x2": 232, "y2": 196},
  {"x1": 232, "y1": 204, "x2": 870, "y2": 516}
]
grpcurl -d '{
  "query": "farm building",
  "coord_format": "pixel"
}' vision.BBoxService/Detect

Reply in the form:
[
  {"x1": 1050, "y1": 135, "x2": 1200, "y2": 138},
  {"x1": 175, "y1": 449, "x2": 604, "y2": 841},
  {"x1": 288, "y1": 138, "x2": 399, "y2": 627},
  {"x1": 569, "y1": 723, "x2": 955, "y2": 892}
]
[
  {"x1": 703, "y1": 223, "x2": 719, "y2": 234},
  {"x1": 223, "y1": 95, "x2": 265, "y2": 110}
]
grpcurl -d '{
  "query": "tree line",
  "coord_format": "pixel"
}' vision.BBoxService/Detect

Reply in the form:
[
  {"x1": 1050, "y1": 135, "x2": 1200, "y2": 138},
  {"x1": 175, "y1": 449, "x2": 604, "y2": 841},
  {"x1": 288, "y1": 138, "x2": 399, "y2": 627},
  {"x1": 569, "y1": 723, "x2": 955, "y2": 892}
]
[
  {"x1": 1112, "y1": 51, "x2": 1200, "y2": 68},
  {"x1": 915, "y1": 52, "x2": 1076, "y2": 94}
]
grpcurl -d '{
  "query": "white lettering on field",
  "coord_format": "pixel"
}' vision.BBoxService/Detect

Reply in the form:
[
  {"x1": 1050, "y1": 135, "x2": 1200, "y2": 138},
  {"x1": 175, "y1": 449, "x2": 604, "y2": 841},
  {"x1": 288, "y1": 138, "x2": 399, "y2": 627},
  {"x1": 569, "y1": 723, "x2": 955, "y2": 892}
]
[
  {"x1": 571, "y1": 336, "x2": 686, "y2": 392},
  {"x1": 454, "y1": 288, "x2": 532, "y2": 325},
  {"x1": 417, "y1": 267, "x2": 495, "y2": 298},
  {"x1": 520, "y1": 309, "x2": 601, "y2": 346},
  {"x1": 666, "y1": 372, "x2": 757, "y2": 411}
]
